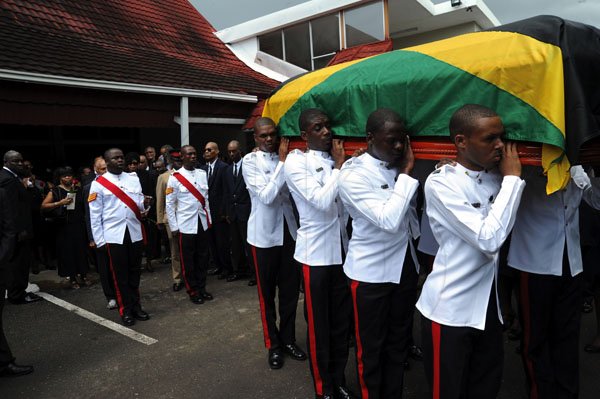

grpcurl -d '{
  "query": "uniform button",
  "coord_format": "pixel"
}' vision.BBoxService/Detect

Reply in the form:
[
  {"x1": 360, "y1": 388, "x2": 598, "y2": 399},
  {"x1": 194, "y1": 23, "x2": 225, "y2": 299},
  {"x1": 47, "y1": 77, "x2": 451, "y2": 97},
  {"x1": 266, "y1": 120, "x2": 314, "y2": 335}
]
[{"x1": 564, "y1": 206, "x2": 567, "y2": 209}]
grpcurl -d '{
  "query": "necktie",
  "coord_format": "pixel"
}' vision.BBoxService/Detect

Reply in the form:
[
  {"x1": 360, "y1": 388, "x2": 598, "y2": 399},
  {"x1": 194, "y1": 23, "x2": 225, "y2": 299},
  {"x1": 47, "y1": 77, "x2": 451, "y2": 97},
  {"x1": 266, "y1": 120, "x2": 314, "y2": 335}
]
[
  {"x1": 208, "y1": 165, "x2": 212, "y2": 180},
  {"x1": 234, "y1": 163, "x2": 238, "y2": 178}
]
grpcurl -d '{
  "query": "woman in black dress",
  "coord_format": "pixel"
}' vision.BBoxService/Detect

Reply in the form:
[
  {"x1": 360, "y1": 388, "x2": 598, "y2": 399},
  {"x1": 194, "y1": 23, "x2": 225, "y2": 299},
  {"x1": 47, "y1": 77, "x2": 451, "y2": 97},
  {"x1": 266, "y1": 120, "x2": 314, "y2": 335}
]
[{"x1": 41, "y1": 167, "x2": 89, "y2": 288}]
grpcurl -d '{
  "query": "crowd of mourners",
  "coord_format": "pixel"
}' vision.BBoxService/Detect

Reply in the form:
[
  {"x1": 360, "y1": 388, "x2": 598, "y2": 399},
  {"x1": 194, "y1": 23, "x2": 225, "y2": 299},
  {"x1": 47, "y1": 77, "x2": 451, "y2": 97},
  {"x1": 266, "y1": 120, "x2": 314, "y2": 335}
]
[{"x1": 1, "y1": 105, "x2": 600, "y2": 399}]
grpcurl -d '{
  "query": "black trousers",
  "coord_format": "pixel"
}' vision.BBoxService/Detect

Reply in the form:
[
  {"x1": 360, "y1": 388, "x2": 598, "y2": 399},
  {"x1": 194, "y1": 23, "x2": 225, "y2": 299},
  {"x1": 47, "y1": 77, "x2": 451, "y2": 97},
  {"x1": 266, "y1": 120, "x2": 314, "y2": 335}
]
[
  {"x1": 207, "y1": 220, "x2": 232, "y2": 274},
  {"x1": 96, "y1": 248, "x2": 115, "y2": 301},
  {"x1": 179, "y1": 225, "x2": 210, "y2": 298},
  {"x1": 105, "y1": 229, "x2": 143, "y2": 317},
  {"x1": 0, "y1": 263, "x2": 15, "y2": 367},
  {"x1": 350, "y1": 254, "x2": 418, "y2": 399},
  {"x1": 518, "y1": 260, "x2": 582, "y2": 399},
  {"x1": 421, "y1": 286, "x2": 503, "y2": 399},
  {"x1": 230, "y1": 219, "x2": 251, "y2": 276},
  {"x1": 6, "y1": 240, "x2": 32, "y2": 301},
  {"x1": 303, "y1": 264, "x2": 352, "y2": 396},
  {"x1": 250, "y1": 224, "x2": 299, "y2": 350}
]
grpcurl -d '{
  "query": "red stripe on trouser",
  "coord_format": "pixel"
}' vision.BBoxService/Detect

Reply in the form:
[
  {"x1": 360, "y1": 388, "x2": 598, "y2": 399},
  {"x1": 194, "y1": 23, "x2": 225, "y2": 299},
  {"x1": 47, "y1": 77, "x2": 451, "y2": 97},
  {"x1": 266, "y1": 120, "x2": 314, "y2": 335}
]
[
  {"x1": 303, "y1": 265, "x2": 323, "y2": 395},
  {"x1": 432, "y1": 321, "x2": 441, "y2": 399},
  {"x1": 520, "y1": 272, "x2": 539, "y2": 399},
  {"x1": 178, "y1": 233, "x2": 197, "y2": 297},
  {"x1": 351, "y1": 280, "x2": 369, "y2": 399},
  {"x1": 105, "y1": 244, "x2": 125, "y2": 317},
  {"x1": 251, "y1": 245, "x2": 271, "y2": 349}
]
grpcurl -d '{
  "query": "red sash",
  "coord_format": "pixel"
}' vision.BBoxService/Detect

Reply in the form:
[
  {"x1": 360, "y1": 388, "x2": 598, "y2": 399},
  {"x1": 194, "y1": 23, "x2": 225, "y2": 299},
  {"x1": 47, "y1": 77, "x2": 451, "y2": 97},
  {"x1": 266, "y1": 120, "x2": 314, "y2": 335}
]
[
  {"x1": 172, "y1": 171, "x2": 211, "y2": 228},
  {"x1": 96, "y1": 175, "x2": 147, "y2": 244}
]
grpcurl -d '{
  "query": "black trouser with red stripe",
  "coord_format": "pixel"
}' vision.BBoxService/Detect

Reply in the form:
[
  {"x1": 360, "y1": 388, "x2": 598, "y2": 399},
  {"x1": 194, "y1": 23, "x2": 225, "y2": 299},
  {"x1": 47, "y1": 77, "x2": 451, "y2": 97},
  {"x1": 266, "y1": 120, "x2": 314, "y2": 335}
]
[
  {"x1": 303, "y1": 264, "x2": 352, "y2": 396},
  {"x1": 350, "y1": 254, "x2": 418, "y2": 399},
  {"x1": 105, "y1": 229, "x2": 143, "y2": 317},
  {"x1": 179, "y1": 225, "x2": 210, "y2": 298},
  {"x1": 421, "y1": 286, "x2": 503, "y2": 399},
  {"x1": 517, "y1": 260, "x2": 582, "y2": 399},
  {"x1": 250, "y1": 224, "x2": 299, "y2": 350}
]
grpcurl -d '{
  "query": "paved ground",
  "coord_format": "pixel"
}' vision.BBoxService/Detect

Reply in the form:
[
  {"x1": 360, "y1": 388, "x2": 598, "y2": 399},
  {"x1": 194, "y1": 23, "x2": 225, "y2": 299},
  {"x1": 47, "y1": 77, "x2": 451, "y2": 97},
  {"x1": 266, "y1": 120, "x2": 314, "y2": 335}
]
[{"x1": 1, "y1": 261, "x2": 599, "y2": 399}]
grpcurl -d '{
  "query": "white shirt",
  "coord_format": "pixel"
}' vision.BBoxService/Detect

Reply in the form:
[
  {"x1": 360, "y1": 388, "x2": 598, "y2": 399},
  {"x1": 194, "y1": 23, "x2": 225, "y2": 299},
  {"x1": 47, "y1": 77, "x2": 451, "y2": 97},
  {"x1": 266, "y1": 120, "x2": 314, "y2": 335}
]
[
  {"x1": 416, "y1": 163, "x2": 525, "y2": 330},
  {"x1": 508, "y1": 165, "x2": 600, "y2": 277},
  {"x1": 89, "y1": 171, "x2": 146, "y2": 247},
  {"x1": 232, "y1": 159, "x2": 242, "y2": 177},
  {"x1": 242, "y1": 150, "x2": 298, "y2": 248},
  {"x1": 339, "y1": 153, "x2": 420, "y2": 283},
  {"x1": 166, "y1": 167, "x2": 211, "y2": 234},
  {"x1": 284, "y1": 149, "x2": 348, "y2": 266}
]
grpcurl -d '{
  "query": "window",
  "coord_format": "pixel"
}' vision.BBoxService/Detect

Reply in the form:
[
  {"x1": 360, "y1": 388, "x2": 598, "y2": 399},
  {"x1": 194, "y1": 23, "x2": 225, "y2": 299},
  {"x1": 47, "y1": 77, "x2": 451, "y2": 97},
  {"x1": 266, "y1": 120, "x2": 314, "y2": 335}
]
[
  {"x1": 344, "y1": 1, "x2": 385, "y2": 48},
  {"x1": 284, "y1": 22, "x2": 311, "y2": 71},
  {"x1": 259, "y1": 30, "x2": 283, "y2": 59}
]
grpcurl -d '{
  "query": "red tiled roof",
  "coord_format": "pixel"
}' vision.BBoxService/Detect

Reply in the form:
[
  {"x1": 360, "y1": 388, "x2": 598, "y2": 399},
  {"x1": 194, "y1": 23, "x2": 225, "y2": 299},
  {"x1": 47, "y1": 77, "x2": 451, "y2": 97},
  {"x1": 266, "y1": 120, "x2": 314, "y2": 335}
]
[
  {"x1": 326, "y1": 39, "x2": 393, "y2": 66},
  {"x1": 0, "y1": 0, "x2": 278, "y2": 97}
]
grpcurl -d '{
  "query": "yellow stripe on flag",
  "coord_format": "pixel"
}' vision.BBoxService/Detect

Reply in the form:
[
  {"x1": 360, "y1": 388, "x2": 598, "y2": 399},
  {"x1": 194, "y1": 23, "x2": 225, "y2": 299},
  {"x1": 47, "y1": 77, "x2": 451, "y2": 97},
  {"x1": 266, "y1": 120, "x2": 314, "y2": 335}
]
[{"x1": 263, "y1": 58, "x2": 365, "y2": 125}]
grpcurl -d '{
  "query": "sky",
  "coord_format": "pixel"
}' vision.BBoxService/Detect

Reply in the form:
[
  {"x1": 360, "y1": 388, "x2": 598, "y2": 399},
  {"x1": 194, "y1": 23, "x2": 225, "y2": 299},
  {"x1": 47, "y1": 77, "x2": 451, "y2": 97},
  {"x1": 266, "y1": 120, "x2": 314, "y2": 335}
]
[{"x1": 192, "y1": 0, "x2": 600, "y2": 30}]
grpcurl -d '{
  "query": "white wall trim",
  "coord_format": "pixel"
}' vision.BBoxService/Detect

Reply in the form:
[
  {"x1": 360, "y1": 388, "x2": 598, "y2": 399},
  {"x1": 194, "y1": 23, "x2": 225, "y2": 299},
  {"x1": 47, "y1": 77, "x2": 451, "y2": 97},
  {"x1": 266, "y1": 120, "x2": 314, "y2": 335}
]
[{"x1": 173, "y1": 117, "x2": 247, "y2": 125}]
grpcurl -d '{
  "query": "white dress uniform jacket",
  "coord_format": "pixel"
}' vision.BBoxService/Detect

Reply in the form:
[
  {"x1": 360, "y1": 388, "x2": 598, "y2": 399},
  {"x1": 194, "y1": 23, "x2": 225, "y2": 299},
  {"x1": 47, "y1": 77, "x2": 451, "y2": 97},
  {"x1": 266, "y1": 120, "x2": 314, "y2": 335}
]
[
  {"x1": 165, "y1": 167, "x2": 211, "y2": 234},
  {"x1": 416, "y1": 163, "x2": 525, "y2": 330},
  {"x1": 242, "y1": 150, "x2": 298, "y2": 249},
  {"x1": 284, "y1": 149, "x2": 349, "y2": 266},
  {"x1": 339, "y1": 153, "x2": 419, "y2": 283},
  {"x1": 508, "y1": 165, "x2": 600, "y2": 277},
  {"x1": 89, "y1": 171, "x2": 146, "y2": 247}
]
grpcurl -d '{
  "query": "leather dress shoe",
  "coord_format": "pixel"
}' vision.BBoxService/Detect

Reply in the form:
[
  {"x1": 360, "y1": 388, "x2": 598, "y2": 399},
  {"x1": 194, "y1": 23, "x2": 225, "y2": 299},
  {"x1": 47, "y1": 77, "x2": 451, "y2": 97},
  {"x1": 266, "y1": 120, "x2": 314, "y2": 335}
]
[
  {"x1": 133, "y1": 309, "x2": 150, "y2": 321},
  {"x1": 334, "y1": 386, "x2": 353, "y2": 399},
  {"x1": 0, "y1": 362, "x2": 34, "y2": 377},
  {"x1": 248, "y1": 279, "x2": 257, "y2": 286},
  {"x1": 190, "y1": 295, "x2": 205, "y2": 304},
  {"x1": 207, "y1": 268, "x2": 221, "y2": 276},
  {"x1": 172, "y1": 282, "x2": 184, "y2": 292},
  {"x1": 200, "y1": 292, "x2": 213, "y2": 301},
  {"x1": 9, "y1": 292, "x2": 42, "y2": 305},
  {"x1": 226, "y1": 273, "x2": 240, "y2": 282},
  {"x1": 316, "y1": 395, "x2": 333, "y2": 399},
  {"x1": 268, "y1": 349, "x2": 284, "y2": 369},
  {"x1": 121, "y1": 314, "x2": 135, "y2": 326},
  {"x1": 282, "y1": 343, "x2": 307, "y2": 361}
]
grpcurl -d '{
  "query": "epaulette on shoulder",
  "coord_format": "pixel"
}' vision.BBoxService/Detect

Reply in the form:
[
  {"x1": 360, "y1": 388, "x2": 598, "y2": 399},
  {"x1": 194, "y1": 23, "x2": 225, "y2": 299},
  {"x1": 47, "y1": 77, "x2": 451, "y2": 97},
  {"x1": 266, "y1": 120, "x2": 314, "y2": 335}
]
[
  {"x1": 430, "y1": 164, "x2": 455, "y2": 178},
  {"x1": 245, "y1": 152, "x2": 257, "y2": 160},
  {"x1": 289, "y1": 149, "x2": 304, "y2": 156}
]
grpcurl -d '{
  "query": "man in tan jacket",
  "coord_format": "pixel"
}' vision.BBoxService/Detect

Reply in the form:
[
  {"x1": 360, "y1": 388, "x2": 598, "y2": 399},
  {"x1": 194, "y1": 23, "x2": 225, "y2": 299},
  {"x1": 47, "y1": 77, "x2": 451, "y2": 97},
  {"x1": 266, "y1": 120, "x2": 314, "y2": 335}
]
[{"x1": 156, "y1": 149, "x2": 184, "y2": 291}]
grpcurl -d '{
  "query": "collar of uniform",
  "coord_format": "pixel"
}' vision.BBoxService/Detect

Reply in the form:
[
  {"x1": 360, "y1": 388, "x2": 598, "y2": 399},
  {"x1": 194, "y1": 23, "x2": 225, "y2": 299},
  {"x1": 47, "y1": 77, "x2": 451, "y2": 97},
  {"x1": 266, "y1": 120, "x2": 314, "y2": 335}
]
[
  {"x1": 307, "y1": 149, "x2": 331, "y2": 160},
  {"x1": 2, "y1": 166, "x2": 17, "y2": 178},
  {"x1": 257, "y1": 150, "x2": 277, "y2": 160},
  {"x1": 361, "y1": 152, "x2": 389, "y2": 169},
  {"x1": 106, "y1": 171, "x2": 124, "y2": 179},
  {"x1": 455, "y1": 163, "x2": 489, "y2": 181}
]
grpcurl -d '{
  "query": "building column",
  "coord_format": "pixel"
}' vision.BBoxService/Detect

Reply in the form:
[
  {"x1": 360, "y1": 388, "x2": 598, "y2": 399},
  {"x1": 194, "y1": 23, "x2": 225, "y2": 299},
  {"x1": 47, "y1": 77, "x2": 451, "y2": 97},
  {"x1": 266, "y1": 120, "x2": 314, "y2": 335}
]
[{"x1": 180, "y1": 96, "x2": 189, "y2": 146}]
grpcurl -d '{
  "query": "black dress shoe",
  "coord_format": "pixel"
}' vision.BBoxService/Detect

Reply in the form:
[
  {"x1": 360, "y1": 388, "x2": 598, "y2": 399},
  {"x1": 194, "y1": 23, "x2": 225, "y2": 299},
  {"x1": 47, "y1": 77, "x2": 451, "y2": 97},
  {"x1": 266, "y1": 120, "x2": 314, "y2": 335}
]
[
  {"x1": 121, "y1": 314, "x2": 135, "y2": 326},
  {"x1": 282, "y1": 343, "x2": 307, "y2": 361},
  {"x1": 190, "y1": 295, "x2": 204, "y2": 304},
  {"x1": 226, "y1": 273, "x2": 240, "y2": 282},
  {"x1": 268, "y1": 349, "x2": 284, "y2": 369},
  {"x1": 133, "y1": 309, "x2": 150, "y2": 321},
  {"x1": 9, "y1": 293, "x2": 42, "y2": 305},
  {"x1": 248, "y1": 279, "x2": 257, "y2": 286},
  {"x1": 145, "y1": 260, "x2": 154, "y2": 273},
  {"x1": 172, "y1": 282, "x2": 184, "y2": 292},
  {"x1": 207, "y1": 268, "x2": 221, "y2": 276},
  {"x1": 334, "y1": 386, "x2": 353, "y2": 399},
  {"x1": 317, "y1": 395, "x2": 333, "y2": 399},
  {"x1": 0, "y1": 362, "x2": 34, "y2": 377},
  {"x1": 199, "y1": 292, "x2": 213, "y2": 301}
]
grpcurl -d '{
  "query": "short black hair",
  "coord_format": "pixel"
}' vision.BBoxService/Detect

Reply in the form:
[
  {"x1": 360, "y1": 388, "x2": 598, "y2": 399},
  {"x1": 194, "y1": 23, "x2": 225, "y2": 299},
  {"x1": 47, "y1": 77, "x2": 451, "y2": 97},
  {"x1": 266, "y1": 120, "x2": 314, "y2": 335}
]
[
  {"x1": 103, "y1": 148, "x2": 122, "y2": 161},
  {"x1": 124, "y1": 152, "x2": 140, "y2": 165},
  {"x1": 298, "y1": 108, "x2": 327, "y2": 132},
  {"x1": 53, "y1": 166, "x2": 74, "y2": 185},
  {"x1": 254, "y1": 117, "x2": 276, "y2": 131},
  {"x1": 449, "y1": 104, "x2": 498, "y2": 139},
  {"x1": 366, "y1": 108, "x2": 406, "y2": 136}
]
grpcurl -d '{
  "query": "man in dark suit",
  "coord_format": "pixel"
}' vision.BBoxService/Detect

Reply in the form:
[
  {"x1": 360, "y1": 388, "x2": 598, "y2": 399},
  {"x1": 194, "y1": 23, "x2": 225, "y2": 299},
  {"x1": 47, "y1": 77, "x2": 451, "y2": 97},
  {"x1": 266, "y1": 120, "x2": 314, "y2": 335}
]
[
  {"x1": 203, "y1": 142, "x2": 233, "y2": 279},
  {"x1": 0, "y1": 150, "x2": 41, "y2": 305},
  {"x1": 223, "y1": 140, "x2": 254, "y2": 284},
  {"x1": 0, "y1": 183, "x2": 34, "y2": 377}
]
